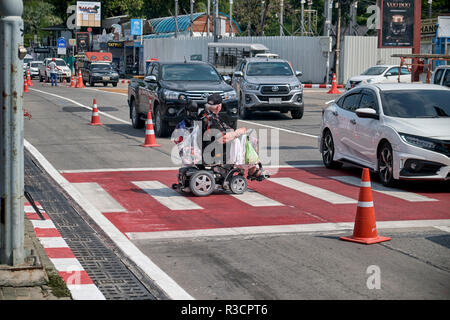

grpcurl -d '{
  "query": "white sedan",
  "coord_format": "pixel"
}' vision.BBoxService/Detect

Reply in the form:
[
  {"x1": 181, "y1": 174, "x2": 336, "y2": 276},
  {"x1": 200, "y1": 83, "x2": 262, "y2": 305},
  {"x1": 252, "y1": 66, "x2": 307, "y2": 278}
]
[
  {"x1": 319, "y1": 83, "x2": 450, "y2": 186},
  {"x1": 345, "y1": 65, "x2": 411, "y2": 91}
]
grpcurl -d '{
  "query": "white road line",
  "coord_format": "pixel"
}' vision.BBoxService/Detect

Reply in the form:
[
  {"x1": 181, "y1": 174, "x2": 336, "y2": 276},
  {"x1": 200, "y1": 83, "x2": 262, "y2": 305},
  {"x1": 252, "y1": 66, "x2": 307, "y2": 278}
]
[
  {"x1": 269, "y1": 177, "x2": 357, "y2": 204},
  {"x1": 24, "y1": 139, "x2": 194, "y2": 300},
  {"x1": 238, "y1": 120, "x2": 318, "y2": 139},
  {"x1": 72, "y1": 182, "x2": 126, "y2": 212},
  {"x1": 132, "y1": 181, "x2": 203, "y2": 210},
  {"x1": 331, "y1": 176, "x2": 438, "y2": 202},
  {"x1": 29, "y1": 88, "x2": 129, "y2": 124},
  {"x1": 126, "y1": 219, "x2": 450, "y2": 240},
  {"x1": 38, "y1": 237, "x2": 69, "y2": 248},
  {"x1": 231, "y1": 189, "x2": 284, "y2": 207},
  {"x1": 59, "y1": 164, "x2": 323, "y2": 174},
  {"x1": 83, "y1": 87, "x2": 128, "y2": 96}
]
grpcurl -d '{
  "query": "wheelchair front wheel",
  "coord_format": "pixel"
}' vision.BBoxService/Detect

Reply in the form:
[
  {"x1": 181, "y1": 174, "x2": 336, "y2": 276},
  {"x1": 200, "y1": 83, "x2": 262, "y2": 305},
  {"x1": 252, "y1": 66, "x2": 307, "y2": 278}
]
[{"x1": 229, "y1": 175, "x2": 247, "y2": 194}]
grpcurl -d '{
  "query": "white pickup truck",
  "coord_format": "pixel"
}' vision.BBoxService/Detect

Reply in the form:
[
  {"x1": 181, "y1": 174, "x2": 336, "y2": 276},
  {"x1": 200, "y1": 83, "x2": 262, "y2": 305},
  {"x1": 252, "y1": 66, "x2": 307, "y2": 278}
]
[{"x1": 38, "y1": 58, "x2": 72, "y2": 83}]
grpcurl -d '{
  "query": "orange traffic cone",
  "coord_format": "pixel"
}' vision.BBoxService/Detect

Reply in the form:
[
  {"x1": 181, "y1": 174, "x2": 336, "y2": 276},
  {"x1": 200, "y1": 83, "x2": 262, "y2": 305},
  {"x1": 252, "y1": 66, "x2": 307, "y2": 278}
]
[
  {"x1": 70, "y1": 74, "x2": 76, "y2": 88},
  {"x1": 27, "y1": 69, "x2": 34, "y2": 86},
  {"x1": 141, "y1": 111, "x2": 160, "y2": 147},
  {"x1": 76, "y1": 69, "x2": 85, "y2": 88},
  {"x1": 340, "y1": 168, "x2": 391, "y2": 245},
  {"x1": 327, "y1": 73, "x2": 341, "y2": 94},
  {"x1": 90, "y1": 98, "x2": 102, "y2": 125},
  {"x1": 24, "y1": 76, "x2": 29, "y2": 92}
]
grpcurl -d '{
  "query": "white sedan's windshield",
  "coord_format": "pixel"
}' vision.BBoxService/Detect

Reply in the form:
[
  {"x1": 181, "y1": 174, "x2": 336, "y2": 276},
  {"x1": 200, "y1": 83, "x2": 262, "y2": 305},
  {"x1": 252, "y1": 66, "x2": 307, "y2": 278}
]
[
  {"x1": 362, "y1": 67, "x2": 388, "y2": 75},
  {"x1": 381, "y1": 90, "x2": 450, "y2": 118}
]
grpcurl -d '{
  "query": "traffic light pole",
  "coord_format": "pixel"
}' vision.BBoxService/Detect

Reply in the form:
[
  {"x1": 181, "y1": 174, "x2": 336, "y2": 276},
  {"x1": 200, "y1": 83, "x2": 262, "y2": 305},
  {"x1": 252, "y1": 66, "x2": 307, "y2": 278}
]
[{"x1": 0, "y1": 0, "x2": 26, "y2": 266}]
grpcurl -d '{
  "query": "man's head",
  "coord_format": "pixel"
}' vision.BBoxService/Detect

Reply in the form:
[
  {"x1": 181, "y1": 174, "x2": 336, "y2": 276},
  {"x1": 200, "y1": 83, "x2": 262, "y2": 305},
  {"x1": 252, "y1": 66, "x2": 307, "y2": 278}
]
[
  {"x1": 206, "y1": 93, "x2": 222, "y2": 114},
  {"x1": 52, "y1": 58, "x2": 56, "y2": 61}
]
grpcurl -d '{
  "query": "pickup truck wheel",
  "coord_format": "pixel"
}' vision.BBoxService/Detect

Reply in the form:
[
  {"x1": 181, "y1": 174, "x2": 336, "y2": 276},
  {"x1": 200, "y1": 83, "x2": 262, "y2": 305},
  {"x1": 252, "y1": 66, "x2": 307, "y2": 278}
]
[
  {"x1": 112, "y1": 82, "x2": 117, "y2": 87},
  {"x1": 154, "y1": 107, "x2": 170, "y2": 137},
  {"x1": 131, "y1": 100, "x2": 145, "y2": 129},
  {"x1": 291, "y1": 107, "x2": 304, "y2": 119},
  {"x1": 39, "y1": 74, "x2": 43, "y2": 82},
  {"x1": 89, "y1": 78, "x2": 94, "y2": 87},
  {"x1": 103, "y1": 83, "x2": 107, "y2": 87},
  {"x1": 239, "y1": 93, "x2": 251, "y2": 119}
]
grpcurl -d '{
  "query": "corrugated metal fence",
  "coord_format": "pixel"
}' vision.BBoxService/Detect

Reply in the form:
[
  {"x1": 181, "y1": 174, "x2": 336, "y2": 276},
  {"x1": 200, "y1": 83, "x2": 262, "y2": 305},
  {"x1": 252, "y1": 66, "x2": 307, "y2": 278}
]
[
  {"x1": 143, "y1": 35, "x2": 412, "y2": 85},
  {"x1": 144, "y1": 36, "x2": 330, "y2": 84},
  {"x1": 341, "y1": 36, "x2": 412, "y2": 84}
]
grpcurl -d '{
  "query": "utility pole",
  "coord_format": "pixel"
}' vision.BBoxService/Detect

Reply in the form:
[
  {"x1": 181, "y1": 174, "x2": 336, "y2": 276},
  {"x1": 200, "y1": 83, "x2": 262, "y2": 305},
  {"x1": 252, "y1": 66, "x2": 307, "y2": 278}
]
[
  {"x1": 174, "y1": 0, "x2": 179, "y2": 38},
  {"x1": 300, "y1": 0, "x2": 305, "y2": 36},
  {"x1": 308, "y1": 0, "x2": 312, "y2": 35},
  {"x1": 428, "y1": 0, "x2": 432, "y2": 19},
  {"x1": 280, "y1": 0, "x2": 284, "y2": 36},
  {"x1": 213, "y1": 0, "x2": 219, "y2": 42},
  {"x1": 335, "y1": 0, "x2": 341, "y2": 85},
  {"x1": 0, "y1": 0, "x2": 26, "y2": 266},
  {"x1": 207, "y1": 0, "x2": 210, "y2": 37},
  {"x1": 350, "y1": 1, "x2": 358, "y2": 35},
  {"x1": 190, "y1": 0, "x2": 194, "y2": 37},
  {"x1": 229, "y1": 0, "x2": 233, "y2": 37},
  {"x1": 325, "y1": 0, "x2": 333, "y2": 84},
  {"x1": 260, "y1": 0, "x2": 265, "y2": 36}
]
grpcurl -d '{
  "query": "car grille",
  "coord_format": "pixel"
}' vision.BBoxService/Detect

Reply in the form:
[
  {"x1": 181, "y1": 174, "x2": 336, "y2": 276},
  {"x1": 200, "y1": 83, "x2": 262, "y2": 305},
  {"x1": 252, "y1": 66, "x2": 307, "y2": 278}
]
[
  {"x1": 185, "y1": 91, "x2": 224, "y2": 102},
  {"x1": 257, "y1": 95, "x2": 292, "y2": 102},
  {"x1": 260, "y1": 85, "x2": 290, "y2": 95}
]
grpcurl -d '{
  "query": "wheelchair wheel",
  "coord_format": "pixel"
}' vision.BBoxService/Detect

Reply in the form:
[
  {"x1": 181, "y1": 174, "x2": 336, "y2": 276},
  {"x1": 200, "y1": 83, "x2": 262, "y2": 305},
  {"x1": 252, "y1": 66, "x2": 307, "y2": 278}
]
[
  {"x1": 229, "y1": 175, "x2": 247, "y2": 194},
  {"x1": 189, "y1": 170, "x2": 215, "y2": 197}
]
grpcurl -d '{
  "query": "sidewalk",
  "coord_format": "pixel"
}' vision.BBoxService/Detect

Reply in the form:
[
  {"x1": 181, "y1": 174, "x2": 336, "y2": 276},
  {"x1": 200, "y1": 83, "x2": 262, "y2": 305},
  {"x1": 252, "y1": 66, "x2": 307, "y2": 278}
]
[{"x1": 0, "y1": 217, "x2": 71, "y2": 300}]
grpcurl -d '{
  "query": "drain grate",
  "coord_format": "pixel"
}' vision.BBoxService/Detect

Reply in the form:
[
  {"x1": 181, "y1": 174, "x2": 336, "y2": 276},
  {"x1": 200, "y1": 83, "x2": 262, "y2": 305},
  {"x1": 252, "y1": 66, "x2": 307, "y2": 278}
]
[{"x1": 24, "y1": 150, "x2": 163, "y2": 300}]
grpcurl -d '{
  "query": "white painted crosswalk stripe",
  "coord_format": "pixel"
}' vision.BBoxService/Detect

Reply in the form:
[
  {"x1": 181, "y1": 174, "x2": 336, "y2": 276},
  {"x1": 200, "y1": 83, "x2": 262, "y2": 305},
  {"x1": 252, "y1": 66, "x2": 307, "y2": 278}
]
[
  {"x1": 331, "y1": 176, "x2": 438, "y2": 202},
  {"x1": 72, "y1": 182, "x2": 127, "y2": 212},
  {"x1": 269, "y1": 177, "x2": 357, "y2": 204},
  {"x1": 132, "y1": 181, "x2": 203, "y2": 210},
  {"x1": 38, "y1": 237, "x2": 69, "y2": 248},
  {"x1": 231, "y1": 189, "x2": 284, "y2": 207},
  {"x1": 50, "y1": 258, "x2": 85, "y2": 272}
]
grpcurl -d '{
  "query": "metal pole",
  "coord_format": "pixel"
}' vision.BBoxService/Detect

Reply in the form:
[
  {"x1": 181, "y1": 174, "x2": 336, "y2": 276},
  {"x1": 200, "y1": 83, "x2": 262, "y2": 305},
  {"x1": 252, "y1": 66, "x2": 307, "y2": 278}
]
[
  {"x1": 229, "y1": 0, "x2": 233, "y2": 37},
  {"x1": 301, "y1": 0, "x2": 305, "y2": 36},
  {"x1": 308, "y1": 0, "x2": 312, "y2": 35},
  {"x1": 335, "y1": 1, "x2": 341, "y2": 84},
  {"x1": 175, "y1": 0, "x2": 179, "y2": 38},
  {"x1": 190, "y1": 0, "x2": 194, "y2": 37},
  {"x1": 325, "y1": 0, "x2": 333, "y2": 84},
  {"x1": 213, "y1": 0, "x2": 219, "y2": 42},
  {"x1": 0, "y1": 0, "x2": 26, "y2": 266},
  {"x1": 260, "y1": 0, "x2": 265, "y2": 36},
  {"x1": 280, "y1": 0, "x2": 284, "y2": 36},
  {"x1": 207, "y1": 0, "x2": 210, "y2": 37},
  {"x1": 428, "y1": 0, "x2": 432, "y2": 19}
]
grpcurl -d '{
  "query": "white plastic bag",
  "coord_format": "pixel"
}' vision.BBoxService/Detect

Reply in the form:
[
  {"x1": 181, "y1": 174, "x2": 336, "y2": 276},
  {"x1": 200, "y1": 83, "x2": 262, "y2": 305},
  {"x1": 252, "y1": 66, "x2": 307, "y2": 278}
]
[
  {"x1": 171, "y1": 120, "x2": 202, "y2": 166},
  {"x1": 229, "y1": 134, "x2": 246, "y2": 165}
]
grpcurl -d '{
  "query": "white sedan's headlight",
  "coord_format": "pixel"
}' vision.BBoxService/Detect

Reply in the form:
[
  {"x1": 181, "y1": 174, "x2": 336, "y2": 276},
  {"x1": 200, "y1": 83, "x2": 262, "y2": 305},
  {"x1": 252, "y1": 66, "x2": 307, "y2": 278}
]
[
  {"x1": 163, "y1": 89, "x2": 182, "y2": 100},
  {"x1": 223, "y1": 90, "x2": 237, "y2": 100},
  {"x1": 399, "y1": 133, "x2": 438, "y2": 151},
  {"x1": 244, "y1": 82, "x2": 259, "y2": 90}
]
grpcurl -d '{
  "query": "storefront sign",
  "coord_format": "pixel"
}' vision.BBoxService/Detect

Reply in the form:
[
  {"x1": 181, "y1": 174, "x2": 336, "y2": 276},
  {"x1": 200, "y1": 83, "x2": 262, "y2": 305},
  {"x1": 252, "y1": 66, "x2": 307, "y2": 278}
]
[
  {"x1": 379, "y1": 0, "x2": 414, "y2": 47},
  {"x1": 75, "y1": 32, "x2": 90, "y2": 53},
  {"x1": 76, "y1": 1, "x2": 101, "y2": 27},
  {"x1": 131, "y1": 19, "x2": 143, "y2": 36},
  {"x1": 107, "y1": 41, "x2": 124, "y2": 48}
]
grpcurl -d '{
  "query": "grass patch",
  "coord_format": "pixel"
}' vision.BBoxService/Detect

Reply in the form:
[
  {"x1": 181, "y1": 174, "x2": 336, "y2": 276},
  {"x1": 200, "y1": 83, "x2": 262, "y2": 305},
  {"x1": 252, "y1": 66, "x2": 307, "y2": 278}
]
[{"x1": 46, "y1": 270, "x2": 71, "y2": 298}]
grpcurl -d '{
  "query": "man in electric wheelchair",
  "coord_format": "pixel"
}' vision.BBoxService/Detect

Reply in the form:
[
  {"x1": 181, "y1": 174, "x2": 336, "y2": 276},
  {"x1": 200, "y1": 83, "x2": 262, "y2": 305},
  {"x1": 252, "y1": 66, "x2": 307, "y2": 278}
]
[{"x1": 171, "y1": 93, "x2": 269, "y2": 197}]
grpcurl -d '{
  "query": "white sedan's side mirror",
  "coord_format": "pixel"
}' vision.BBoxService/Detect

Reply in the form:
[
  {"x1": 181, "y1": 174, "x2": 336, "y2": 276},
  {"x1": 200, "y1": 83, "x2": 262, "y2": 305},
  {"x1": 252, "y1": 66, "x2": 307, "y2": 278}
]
[{"x1": 356, "y1": 108, "x2": 379, "y2": 120}]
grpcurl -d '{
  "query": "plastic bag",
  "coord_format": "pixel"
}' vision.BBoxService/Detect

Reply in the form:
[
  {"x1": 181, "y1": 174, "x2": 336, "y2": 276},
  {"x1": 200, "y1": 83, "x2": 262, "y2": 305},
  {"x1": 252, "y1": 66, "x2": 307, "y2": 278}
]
[
  {"x1": 245, "y1": 135, "x2": 259, "y2": 164},
  {"x1": 229, "y1": 135, "x2": 246, "y2": 165},
  {"x1": 171, "y1": 120, "x2": 202, "y2": 165}
]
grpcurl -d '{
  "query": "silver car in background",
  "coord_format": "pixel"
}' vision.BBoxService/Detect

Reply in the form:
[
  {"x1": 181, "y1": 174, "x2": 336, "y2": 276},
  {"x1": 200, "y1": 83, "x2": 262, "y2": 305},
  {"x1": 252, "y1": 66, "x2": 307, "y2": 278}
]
[
  {"x1": 319, "y1": 83, "x2": 450, "y2": 186},
  {"x1": 232, "y1": 57, "x2": 304, "y2": 119}
]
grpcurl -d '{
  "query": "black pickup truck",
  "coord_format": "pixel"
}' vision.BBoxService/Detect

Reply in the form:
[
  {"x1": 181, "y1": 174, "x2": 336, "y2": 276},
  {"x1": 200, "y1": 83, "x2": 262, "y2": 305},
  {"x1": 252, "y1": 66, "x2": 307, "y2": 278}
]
[{"x1": 127, "y1": 61, "x2": 239, "y2": 137}]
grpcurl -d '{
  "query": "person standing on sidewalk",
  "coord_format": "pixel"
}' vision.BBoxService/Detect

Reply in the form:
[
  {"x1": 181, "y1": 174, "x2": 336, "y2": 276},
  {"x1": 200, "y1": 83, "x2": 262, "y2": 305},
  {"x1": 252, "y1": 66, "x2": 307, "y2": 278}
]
[{"x1": 47, "y1": 58, "x2": 61, "y2": 87}]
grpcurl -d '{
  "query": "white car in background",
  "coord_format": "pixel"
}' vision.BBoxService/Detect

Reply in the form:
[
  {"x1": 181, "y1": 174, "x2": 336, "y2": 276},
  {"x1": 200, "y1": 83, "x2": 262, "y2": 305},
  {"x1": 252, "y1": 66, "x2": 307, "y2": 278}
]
[
  {"x1": 39, "y1": 58, "x2": 72, "y2": 83},
  {"x1": 431, "y1": 65, "x2": 450, "y2": 88},
  {"x1": 345, "y1": 65, "x2": 411, "y2": 90},
  {"x1": 28, "y1": 61, "x2": 43, "y2": 79},
  {"x1": 319, "y1": 83, "x2": 450, "y2": 186}
]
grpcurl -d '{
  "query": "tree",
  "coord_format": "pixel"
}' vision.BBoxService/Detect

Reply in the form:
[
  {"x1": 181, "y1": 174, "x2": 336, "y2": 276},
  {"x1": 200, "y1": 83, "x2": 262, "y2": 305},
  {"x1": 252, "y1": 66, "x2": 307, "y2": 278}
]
[{"x1": 23, "y1": 0, "x2": 63, "y2": 46}]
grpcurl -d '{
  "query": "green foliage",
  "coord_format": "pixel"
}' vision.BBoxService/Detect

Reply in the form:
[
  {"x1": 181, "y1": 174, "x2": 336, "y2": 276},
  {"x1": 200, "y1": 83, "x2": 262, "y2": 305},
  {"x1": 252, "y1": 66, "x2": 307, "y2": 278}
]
[{"x1": 23, "y1": 0, "x2": 63, "y2": 46}]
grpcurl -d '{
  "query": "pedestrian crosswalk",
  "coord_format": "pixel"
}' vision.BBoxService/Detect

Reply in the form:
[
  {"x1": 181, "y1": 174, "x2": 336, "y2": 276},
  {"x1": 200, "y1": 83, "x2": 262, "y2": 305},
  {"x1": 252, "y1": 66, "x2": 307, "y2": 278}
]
[{"x1": 61, "y1": 168, "x2": 449, "y2": 234}]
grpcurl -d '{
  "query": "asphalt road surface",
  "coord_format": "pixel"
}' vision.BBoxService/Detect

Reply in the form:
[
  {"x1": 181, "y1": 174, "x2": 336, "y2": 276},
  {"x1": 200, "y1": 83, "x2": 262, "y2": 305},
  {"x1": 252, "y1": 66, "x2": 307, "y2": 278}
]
[{"x1": 23, "y1": 80, "x2": 450, "y2": 300}]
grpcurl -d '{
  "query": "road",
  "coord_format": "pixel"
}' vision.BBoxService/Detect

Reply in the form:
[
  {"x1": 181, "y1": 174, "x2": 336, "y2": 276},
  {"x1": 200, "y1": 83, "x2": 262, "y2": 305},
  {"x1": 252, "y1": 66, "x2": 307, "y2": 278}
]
[{"x1": 23, "y1": 80, "x2": 450, "y2": 300}]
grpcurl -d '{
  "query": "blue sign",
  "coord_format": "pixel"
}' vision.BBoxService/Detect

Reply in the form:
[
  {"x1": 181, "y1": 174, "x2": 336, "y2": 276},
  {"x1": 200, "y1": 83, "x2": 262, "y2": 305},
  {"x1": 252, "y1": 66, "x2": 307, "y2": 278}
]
[
  {"x1": 131, "y1": 19, "x2": 142, "y2": 36},
  {"x1": 57, "y1": 38, "x2": 67, "y2": 48}
]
